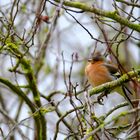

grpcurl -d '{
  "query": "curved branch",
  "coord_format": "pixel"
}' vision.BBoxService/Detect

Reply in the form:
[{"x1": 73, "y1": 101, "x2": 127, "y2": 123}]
[
  {"x1": 0, "y1": 77, "x2": 36, "y2": 112},
  {"x1": 54, "y1": 0, "x2": 140, "y2": 32},
  {"x1": 0, "y1": 77, "x2": 43, "y2": 138}
]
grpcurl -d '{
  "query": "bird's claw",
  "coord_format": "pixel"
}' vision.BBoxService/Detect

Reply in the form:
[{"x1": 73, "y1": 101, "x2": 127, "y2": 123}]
[
  {"x1": 97, "y1": 97, "x2": 104, "y2": 105},
  {"x1": 97, "y1": 91, "x2": 109, "y2": 105}
]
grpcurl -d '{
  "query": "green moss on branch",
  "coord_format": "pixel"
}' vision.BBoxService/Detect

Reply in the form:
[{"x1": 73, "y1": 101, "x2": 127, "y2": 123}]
[
  {"x1": 89, "y1": 69, "x2": 140, "y2": 96},
  {"x1": 5, "y1": 42, "x2": 47, "y2": 140},
  {"x1": 54, "y1": 0, "x2": 140, "y2": 32}
]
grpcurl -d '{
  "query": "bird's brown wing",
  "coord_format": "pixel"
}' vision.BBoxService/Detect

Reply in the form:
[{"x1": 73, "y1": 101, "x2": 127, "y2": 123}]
[{"x1": 102, "y1": 63, "x2": 118, "y2": 74}]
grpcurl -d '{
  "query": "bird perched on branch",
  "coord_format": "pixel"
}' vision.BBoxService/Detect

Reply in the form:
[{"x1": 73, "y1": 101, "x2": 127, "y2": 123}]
[
  {"x1": 85, "y1": 53, "x2": 118, "y2": 86},
  {"x1": 85, "y1": 52, "x2": 133, "y2": 106}
]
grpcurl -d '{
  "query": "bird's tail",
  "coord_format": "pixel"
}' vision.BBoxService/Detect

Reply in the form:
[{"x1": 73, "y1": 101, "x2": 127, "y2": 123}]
[{"x1": 114, "y1": 86, "x2": 134, "y2": 108}]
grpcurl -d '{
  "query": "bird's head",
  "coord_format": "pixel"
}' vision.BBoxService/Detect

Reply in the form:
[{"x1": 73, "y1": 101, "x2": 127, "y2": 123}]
[{"x1": 88, "y1": 52, "x2": 104, "y2": 63}]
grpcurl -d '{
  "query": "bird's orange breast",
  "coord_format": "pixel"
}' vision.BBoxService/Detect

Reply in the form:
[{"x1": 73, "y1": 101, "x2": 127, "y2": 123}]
[{"x1": 85, "y1": 61, "x2": 113, "y2": 87}]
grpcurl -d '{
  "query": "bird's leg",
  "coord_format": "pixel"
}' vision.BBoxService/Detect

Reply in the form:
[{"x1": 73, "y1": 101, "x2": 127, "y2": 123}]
[{"x1": 104, "y1": 89, "x2": 110, "y2": 98}]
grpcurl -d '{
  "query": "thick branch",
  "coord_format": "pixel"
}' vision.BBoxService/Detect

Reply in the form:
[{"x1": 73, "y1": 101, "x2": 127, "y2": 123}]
[
  {"x1": 20, "y1": 59, "x2": 47, "y2": 140},
  {"x1": 5, "y1": 42, "x2": 47, "y2": 140},
  {"x1": 89, "y1": 69, "x2": 140, "y2": 96},
  {"x1": 0, "y1": 77, "x2": 36, "y2": 112},
  {"x1": 0, "y1": 77, "x2": 42, "y2": 138},
  {"x1": 54, "y1": 0, "x2": 140, "y2": 32}
]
